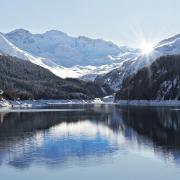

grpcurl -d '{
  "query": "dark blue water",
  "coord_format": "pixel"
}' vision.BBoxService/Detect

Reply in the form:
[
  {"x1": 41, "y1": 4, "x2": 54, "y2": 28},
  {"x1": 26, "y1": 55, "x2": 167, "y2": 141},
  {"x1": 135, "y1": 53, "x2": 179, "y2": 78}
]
[{"x1": 0, "y1": 104, "x2": 180, "y2": 180}]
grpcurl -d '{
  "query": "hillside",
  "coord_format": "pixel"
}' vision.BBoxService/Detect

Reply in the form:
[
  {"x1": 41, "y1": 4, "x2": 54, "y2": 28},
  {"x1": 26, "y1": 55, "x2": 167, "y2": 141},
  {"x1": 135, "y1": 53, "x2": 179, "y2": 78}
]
[
  {"x1": 116, "y1": 55, "x2": 180, "y2": 100},
  {"x1": 0, "y1": 55, "x2": 105, "y2": 100}
]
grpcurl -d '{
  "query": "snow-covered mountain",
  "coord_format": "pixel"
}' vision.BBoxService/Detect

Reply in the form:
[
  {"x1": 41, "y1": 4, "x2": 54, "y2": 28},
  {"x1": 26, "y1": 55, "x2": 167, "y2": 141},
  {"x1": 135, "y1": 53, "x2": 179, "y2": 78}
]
[
  {"x1": 96, "y1": 34, "x2": 180, "y2": 91},
  {"x1": 81, "y1": 47, "x2": 140, "y2": 81},
  {"x1": 0, "y1": 33, "x2": 88, "y2": 78},
  {"x1": 1, "y1": 29, "x2": 142, "y2": 81},
  {"x1": 2, "y1": 29, "x2": 136, "y2": 80},
  {"x1": 5, "y1": 29, "x2": 121, "y2": 67},
  {"x1": 155, "y1": 34, "x2": 180, "y2": 55},
  {"x1": 2, "y1": 29, "x2": 180, "y2": 91},
  {"x1": 0, "y1": 33, "x2": 37, "y2": 61}
]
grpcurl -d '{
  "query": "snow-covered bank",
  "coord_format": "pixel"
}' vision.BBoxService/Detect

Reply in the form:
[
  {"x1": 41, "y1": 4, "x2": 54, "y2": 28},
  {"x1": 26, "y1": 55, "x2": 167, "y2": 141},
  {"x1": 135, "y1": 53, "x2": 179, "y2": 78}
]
[
  {"x1": 0, "y1": 99, "x2": 12, "y2": 107},
  {"x1": 17, "y1": 99, "x2": 93, "y2": 108},
  {"x1": 0, "y1": 99, "x2": 114, "y2": 109},
  {"x1": 0, "y1": 100, "x2": 44, "y2": 108},
  {"x1": 116, "y1": 100, "x2": 180, "y2": 107},
  {"x1": 2, "y1": 99, "x2": 180, "y2": 109}
]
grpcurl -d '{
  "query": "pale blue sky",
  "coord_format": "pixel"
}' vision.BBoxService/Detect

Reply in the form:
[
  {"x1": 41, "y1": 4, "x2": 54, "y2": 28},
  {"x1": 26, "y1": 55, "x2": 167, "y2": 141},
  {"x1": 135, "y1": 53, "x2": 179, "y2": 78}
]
[{"x1": 0, "y1": 0, "x2": 179, "y2": 47}]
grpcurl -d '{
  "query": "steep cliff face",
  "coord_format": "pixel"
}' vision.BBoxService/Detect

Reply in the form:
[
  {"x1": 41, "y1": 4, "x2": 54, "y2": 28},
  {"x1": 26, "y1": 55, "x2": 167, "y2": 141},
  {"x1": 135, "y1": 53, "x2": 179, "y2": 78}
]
[{"x1": 116, "y1": 55, "x2": 180, "y2": 100}]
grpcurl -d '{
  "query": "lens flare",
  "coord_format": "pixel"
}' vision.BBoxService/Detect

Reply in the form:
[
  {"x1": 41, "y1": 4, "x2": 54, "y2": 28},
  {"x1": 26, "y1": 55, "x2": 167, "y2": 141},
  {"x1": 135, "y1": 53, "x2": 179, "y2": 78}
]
[{"x1": 140, "y1": 42, "x2": 154, "y2": 55}]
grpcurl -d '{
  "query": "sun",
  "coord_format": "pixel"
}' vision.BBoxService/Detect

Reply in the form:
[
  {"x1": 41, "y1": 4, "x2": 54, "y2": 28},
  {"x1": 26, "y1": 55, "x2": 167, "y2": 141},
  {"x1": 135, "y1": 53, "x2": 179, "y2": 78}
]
[{"x1": 140, "y1": 42, "x2": 154, "y2": 55}]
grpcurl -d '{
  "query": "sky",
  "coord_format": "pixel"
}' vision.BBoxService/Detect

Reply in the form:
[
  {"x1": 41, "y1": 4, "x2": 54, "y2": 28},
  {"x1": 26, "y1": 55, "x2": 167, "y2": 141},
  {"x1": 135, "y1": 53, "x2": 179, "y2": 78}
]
[{"x1": 0, "y1": 0, "x2": 180, "y2": 47}]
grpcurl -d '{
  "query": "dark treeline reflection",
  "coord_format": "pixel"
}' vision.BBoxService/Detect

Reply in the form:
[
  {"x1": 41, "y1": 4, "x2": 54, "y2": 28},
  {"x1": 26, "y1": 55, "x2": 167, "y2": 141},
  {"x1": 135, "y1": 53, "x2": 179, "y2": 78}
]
[
  {"x1": 0, "y1": 105, "x2": 180, "y2": 169},
  {"x1": 120, "y1": 107, "x2": 180, "y2": 149}
]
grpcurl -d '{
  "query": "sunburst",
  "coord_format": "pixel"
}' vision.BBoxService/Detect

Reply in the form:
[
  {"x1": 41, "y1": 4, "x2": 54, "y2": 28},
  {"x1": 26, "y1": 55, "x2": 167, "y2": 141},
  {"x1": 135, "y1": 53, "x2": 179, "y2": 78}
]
[{"x1": 140, "y1": 42, "x2": 154, "y2": 55}]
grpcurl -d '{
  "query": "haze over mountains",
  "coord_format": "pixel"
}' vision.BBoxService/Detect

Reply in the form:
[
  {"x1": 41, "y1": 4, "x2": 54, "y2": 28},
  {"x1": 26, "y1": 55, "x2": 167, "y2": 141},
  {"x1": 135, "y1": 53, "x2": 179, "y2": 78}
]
[{"x1": 1, "y1": 29, "x2": 180, "y2": 100}]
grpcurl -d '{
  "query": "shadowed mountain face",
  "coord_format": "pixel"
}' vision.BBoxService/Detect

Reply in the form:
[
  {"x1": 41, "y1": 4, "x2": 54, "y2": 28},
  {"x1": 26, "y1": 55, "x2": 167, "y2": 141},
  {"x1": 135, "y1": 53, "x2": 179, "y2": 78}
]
[
  {"x1": 0, "y1": 105, "x2": 180, "y2": 169},
  {"x1": 116, "y1": 55, "x2": 180, "y2": 100},
  {"x1": 0, "y1": 55, "x2": 106, "y2": 100}
]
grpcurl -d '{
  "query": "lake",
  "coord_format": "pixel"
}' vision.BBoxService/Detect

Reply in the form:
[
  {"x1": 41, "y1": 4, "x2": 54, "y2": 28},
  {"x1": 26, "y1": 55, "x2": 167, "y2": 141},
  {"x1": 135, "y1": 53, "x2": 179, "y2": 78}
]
[{"x1": 0, "y1": 104, "x2": 180, "y2": 180}]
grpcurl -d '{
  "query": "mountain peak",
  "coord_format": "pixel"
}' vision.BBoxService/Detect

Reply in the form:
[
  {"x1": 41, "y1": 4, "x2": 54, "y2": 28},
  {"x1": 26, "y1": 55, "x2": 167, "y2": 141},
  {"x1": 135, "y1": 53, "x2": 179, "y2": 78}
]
[
  {"x1": 44, "y1": 30, "x2": 67, "y2": 37},
  {"x1": 9, "y1": 28, "x2": 31, "y2": 34},
  {"x1": 6, "y1": 29, "x2": 32, "y2": 39}
]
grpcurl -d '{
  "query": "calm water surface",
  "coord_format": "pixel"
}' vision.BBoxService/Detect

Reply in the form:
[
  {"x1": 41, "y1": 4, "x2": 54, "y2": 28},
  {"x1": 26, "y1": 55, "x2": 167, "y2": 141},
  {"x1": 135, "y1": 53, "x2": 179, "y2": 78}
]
[{"x1": 0, "y1": 104, "x2": 180, "y2": 180}]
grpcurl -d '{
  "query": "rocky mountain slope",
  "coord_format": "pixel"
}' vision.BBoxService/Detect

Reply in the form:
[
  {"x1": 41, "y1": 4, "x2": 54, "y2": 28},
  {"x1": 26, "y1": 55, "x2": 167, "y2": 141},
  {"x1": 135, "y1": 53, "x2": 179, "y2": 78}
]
[
  {"x1": 0, "y1": 54, "x2": 106, "y2": 100},
  {"x1": 116, "y1": 55, "x2": 180, "y2": 100}
]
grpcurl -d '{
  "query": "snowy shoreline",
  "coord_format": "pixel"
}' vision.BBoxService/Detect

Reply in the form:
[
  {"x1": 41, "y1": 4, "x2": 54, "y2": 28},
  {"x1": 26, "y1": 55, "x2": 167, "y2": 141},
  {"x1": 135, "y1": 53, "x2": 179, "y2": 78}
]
[
  {"x1": 0, "y1": 99, "x2": 114, "y2": 109},
  {"x1": 2, "y1": 99, "x2": 180, "y2": 109},
  {"x1": 115, "y1": 100, "x2": 180, "y2": 107},
  {"x1": 0, "y1": 99, "x2": 87, "y2": 109}
]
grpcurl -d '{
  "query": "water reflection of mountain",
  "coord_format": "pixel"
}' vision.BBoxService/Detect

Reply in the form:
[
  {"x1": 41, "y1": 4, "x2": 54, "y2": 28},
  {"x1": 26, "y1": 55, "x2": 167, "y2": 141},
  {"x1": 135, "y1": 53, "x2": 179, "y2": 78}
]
[
  {"x1": 119, "y1": 107, "x2": 180, "y2": 165},
  {"x1": 0, "y1": 107, "x2": 122, "y2": 169},
  {"x1": 0, "y1": 105, "x2": 180, "y2": 169},
  {"x1": 120, "y1": 107, "x2": 180, "y2": 149}
]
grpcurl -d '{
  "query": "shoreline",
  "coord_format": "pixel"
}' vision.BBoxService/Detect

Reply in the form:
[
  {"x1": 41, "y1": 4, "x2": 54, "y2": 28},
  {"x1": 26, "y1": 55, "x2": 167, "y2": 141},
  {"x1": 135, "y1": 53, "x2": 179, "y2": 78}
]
[
  {"x1": 115, "y1": 100, "x2": 180, "y2": 107},
  {"x1": 1, "y1": 99, "x2": 180, "y2": 109},
  {"x1": 0, "y1": 99, "x2": 114, "y2": 109}
]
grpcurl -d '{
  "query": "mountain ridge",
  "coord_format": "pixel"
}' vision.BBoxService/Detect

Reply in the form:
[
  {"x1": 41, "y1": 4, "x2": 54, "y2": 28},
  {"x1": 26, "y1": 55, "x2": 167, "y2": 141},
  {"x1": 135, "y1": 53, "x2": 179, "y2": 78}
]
[{"x1": 5, "y1": 29, "x2": 121, "y2": 67}]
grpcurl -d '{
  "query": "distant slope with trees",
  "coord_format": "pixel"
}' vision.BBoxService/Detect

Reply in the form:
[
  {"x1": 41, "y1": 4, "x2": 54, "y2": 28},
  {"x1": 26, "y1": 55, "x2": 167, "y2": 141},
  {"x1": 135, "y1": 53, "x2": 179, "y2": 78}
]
[
  {"x1": 116, "y1": 55, "x2": 180, "y2": 100},
  {"x1": 0, "y1": 55, "x2": 105, "y2": 100}
]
